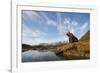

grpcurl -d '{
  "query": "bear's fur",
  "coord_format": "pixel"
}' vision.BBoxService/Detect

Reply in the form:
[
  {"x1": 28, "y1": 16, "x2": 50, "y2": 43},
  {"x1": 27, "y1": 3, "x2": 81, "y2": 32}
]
[{"x1": 66, "y1": 32, "x2": 78, "y2": 43}]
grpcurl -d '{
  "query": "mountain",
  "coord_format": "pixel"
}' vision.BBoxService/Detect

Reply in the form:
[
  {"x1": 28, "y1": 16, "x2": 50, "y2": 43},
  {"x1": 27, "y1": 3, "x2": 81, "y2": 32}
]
[
  {"x1": 22, "y1": 44, "x2": 32, "y2": 48},
  {"x1": 22, "y1": 44, "x2": 32, "y2": 52}
]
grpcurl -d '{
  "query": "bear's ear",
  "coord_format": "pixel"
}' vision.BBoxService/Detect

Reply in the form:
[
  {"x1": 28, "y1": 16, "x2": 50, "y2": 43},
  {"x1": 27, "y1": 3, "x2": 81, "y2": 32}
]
[
  {"x1": 66, "y1": 32, "x2": 69, "y2": 35},
  {"x1": 67, "y1": 32, "x2": 70, "y2": 34},
  {"x1": 66, "y1": 33, "x2": 68, "y2": 36},
  {"x1": 66, "y1": 31, "x2": 71, "y2": 36}
]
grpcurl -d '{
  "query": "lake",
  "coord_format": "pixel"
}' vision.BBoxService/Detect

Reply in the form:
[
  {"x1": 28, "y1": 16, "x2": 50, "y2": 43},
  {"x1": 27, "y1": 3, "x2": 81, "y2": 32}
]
[{"x1": 22, "y1": 50, "x2": 62, "y2": 62}]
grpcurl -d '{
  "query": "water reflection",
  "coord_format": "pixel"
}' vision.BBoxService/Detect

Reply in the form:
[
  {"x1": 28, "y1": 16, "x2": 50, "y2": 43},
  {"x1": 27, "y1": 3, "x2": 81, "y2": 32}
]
[{"x1": 22, "y1": 50, "x2": 61, "y2": 62}]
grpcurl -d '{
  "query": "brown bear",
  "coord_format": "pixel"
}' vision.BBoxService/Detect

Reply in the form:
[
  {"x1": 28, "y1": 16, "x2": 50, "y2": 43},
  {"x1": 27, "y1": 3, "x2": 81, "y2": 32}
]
[{"x1": 66, "y1": 32, "x2": 78, "y2": 43}]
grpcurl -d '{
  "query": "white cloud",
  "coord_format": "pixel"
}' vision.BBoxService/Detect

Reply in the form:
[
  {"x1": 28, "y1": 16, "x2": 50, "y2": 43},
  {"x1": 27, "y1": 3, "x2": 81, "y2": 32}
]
[
  {"x1": 22, "y1": 24, "x2": 68, "y2": 45},
  {"x1": 23, "y1": 11, "x2": 41, "y2": 18},
  {"x1": 39, "y1": 12, "x2": 58, "y2": 27},
  {"x1": 22, "y1": 24, "x2": 48, "y2": 45},
  {"x1": 56, "y1": 16, "x2": 89, "y2": 39},
  {"x1": 56, "y1": 17, "x2": 71, "y2": 35},
  {"x1": 39, "y1": 12, "x2": 49, "y2": 21},
  {"x1": 22, "y1": 11, "x2": 89, "y2": 44},
  {"x1": 78, "y1": 22, "x2": 89, "y2": 38},
  {"x1": 46, "y1": 19, "x2": 57, "y2": 27},
  {"x1": 23, "y1": 25, "x2": 40, "y2": 38},
  {"x1": 80, "y1": 22, "x2": 89, "y2": 31},
  {"x1": 22, "y1": 11, "x2": 45, "y2": 25},
  {"x1": 56, "y1": 13, "x2": 69, "y2": 34},
  {"x1": 56, "y1": 13, "x2": 62, "y2": 25},
  {"x1": 71, "y1": 21, "x2": 78, "y2": 27}
]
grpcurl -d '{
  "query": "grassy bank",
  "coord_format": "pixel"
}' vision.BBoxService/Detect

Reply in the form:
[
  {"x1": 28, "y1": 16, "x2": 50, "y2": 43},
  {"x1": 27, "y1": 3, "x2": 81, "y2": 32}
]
[{"x1": 53, "y1": 31, "x2": 90, "y2": 60}]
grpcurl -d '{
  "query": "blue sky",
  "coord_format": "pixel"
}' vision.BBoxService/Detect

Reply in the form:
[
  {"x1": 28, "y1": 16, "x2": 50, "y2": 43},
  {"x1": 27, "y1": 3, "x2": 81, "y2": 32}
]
[{"x1": 22, "y1": 10, "x2": 90, "y2": 45}]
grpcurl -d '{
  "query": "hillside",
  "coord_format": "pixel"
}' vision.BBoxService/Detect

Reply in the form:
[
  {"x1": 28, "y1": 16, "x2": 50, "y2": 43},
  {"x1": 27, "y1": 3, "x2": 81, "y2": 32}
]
[
  {"x1": 22, "y1": 44, "x2": 32, "y2": 48},
  {"x1": 80, "y1": 31, "x2": 90, "y2": 41},
  {"x1": 53, "y1": 31, "x2": 90, "y2": 60},
  {"x1": 22, "y1": 44, "x2": 32, "y2": 52}
]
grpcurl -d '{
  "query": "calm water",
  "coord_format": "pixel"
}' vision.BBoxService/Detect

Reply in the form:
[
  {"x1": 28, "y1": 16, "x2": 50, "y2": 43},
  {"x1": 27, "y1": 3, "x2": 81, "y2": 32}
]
[{"x1": 22, "y1": 50, "x2": 61, "y2": 62}]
